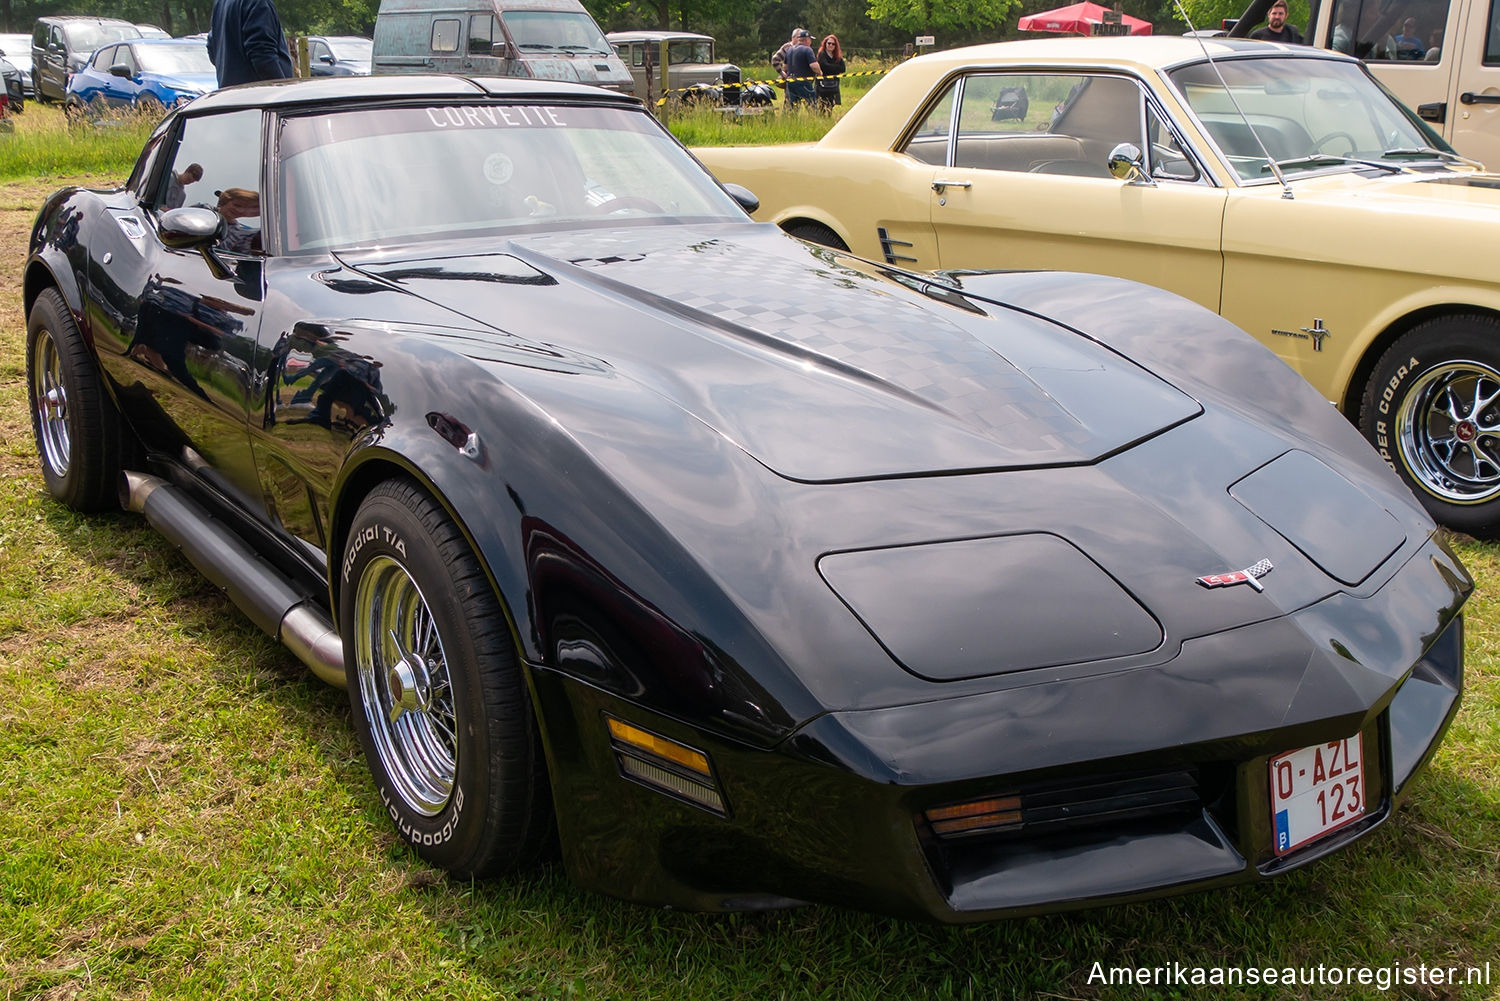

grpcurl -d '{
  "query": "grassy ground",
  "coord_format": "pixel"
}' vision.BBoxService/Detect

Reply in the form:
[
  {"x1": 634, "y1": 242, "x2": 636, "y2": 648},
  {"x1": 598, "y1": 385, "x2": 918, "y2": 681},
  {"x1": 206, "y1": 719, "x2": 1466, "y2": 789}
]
[
  {"x1": 661, "y1": 57, "x2": 889, "y2": 147},
  {"x1": 0, "y1": 103, "x2": 159, "y2": 183},
  {"x1": 2, "y1": 171, "x2": 1499, "y2": 998}
]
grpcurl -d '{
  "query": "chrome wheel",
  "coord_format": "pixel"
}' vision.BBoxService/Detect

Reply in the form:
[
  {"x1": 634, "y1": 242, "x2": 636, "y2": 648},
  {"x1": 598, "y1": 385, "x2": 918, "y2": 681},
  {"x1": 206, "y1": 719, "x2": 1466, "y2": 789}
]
[
  {"x1": 1396, "y1": 359, "x2": 1500, "y2": 505},
  {"x1": 354, "y1": 555, "x2": 458, "y2": 816},
  {"x1": 31, "y1": 327, "x2": 70, "y2": 478}
]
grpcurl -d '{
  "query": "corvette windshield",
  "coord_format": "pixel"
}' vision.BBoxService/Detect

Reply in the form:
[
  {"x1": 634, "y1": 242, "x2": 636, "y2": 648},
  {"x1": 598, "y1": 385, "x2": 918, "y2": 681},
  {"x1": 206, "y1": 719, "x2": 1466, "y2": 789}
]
[
  {"x1": 1167, "y1": 56, "x2": 1448, "y2": 180},
  {"x1": 278, "y1": 104, "x2": 744, "y2": 252}
]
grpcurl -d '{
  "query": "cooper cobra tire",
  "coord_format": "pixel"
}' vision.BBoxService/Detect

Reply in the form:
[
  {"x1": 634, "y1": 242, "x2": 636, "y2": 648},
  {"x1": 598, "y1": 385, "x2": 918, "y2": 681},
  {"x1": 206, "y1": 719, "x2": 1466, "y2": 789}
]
[
  {"x1": 1359, "y1": 314, "x2": 1500, "y2": 538},
  {"x1": 785, "y1": 221, "x2": 849, "y2": 251},
  {"x1": 341, "y1": 478, "x2": 551, "y2": 877},
  {"x1": 26, "y1": 287, "x2": 124, "y2": 511}
]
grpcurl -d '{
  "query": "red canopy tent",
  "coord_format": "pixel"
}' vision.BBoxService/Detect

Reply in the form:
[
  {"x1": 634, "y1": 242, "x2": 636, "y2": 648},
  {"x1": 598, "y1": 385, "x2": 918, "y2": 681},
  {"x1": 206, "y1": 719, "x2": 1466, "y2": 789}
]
[{"x1": 1018, "y1": 2, "x2": 1153, "y2": 35}]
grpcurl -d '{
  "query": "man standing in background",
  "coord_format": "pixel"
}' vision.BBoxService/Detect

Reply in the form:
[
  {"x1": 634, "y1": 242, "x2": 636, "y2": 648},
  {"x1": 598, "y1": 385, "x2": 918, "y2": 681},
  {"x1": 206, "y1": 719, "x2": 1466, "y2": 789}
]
[
  {"x1": 1248, "y1": 0, "x2": 1305, "y2": 43},
  {"x1": 783, "y1": 28, "x2": 821, "y2": 107},
  {"x1": 207, "y1": 0, "x2": 295, "y2": 87}
]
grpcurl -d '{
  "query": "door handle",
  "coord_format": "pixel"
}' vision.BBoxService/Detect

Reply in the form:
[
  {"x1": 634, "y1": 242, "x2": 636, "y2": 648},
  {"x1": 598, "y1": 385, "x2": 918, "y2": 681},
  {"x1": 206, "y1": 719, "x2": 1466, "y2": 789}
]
[
  {"x1": 931, "y1": 179, "x2": 972, "y2": 192},
  {"x1": 1418, "y1": 101, "x2": 1446, "y2": 122},
  {"x1": 1459, "y1": 92, "x2": 1500, "y2": 105}
]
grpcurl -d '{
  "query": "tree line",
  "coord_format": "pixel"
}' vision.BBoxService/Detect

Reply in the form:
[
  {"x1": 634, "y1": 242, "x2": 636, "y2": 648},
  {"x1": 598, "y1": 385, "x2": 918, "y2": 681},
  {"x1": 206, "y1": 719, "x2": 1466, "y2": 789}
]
[{"x1": 2, "y1": 0, "x2": 1284, "y2": 70}]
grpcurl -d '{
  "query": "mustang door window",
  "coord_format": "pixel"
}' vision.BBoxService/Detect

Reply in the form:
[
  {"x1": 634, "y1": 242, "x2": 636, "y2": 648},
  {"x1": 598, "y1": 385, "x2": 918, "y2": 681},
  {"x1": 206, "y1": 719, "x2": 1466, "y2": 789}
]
[{"x1": 949, "y1": 74, "x2": 1145, "y2": 178}]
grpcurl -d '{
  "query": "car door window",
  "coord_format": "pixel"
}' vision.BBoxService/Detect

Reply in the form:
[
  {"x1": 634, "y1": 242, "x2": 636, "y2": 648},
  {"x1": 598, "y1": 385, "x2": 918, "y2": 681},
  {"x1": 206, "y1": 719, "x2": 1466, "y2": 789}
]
[
  {"x1": 1326, "y1": 0, "x2": 1450, "y2": 59},
  {"x1": 116, "y1": 45, "x2": 138, "y2": 76},
  {"x1": 1486, "y1": 0, "x2": 1500, "y2": 62},
  {"x1": 1146, "y1": 101, "x2": 1200, "y2": 181},
  {"x1": 312, "y1": 40, "x2": 331, "y2": 63},
  {"x1": 950, "y1": 73, "x2": 1142, "y2": 178},
  {"x1": 432, "y1": 18, "x2": 461, "y2": 53},
  {"x1": 469, "y1": 15, "x2": 495, "y2": 55},
  {"x1": 154, "y1": 109, "x2": 265, "y2": 254},
  {"x1": 900, "y1": 79, "x2": 956, "y2": 164}
]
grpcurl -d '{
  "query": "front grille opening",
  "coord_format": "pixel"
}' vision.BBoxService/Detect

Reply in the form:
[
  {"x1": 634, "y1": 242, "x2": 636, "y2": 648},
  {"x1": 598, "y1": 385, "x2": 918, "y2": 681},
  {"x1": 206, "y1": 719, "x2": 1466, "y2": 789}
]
[{"x1": 923, "y1": 765, "x2": 1231, "y2": 845}]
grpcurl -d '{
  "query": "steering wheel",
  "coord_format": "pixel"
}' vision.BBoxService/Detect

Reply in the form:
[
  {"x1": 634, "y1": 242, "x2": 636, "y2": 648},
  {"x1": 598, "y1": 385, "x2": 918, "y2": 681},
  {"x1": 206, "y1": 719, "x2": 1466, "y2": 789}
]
[
  {"x1": 591, "y1": 196, "x2": 664, "y2": 215},
  {"x1": 1312, "y1": 131, "x2": 1358, "y2": 154}
]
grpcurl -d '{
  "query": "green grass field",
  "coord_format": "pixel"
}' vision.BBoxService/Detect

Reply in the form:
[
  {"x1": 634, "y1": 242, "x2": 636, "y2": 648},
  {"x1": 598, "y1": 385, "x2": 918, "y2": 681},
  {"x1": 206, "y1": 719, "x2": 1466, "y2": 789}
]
[{"x1": 1, "y1": 82, "x2": 1498, "y2": 999}]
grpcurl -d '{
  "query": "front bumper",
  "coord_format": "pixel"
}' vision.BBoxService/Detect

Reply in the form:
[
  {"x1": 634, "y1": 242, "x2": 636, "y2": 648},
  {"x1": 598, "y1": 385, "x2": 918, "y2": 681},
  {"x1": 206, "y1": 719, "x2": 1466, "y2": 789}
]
[{"x1": 529, "y1": 536, "x2": 1467, "y2": 921}]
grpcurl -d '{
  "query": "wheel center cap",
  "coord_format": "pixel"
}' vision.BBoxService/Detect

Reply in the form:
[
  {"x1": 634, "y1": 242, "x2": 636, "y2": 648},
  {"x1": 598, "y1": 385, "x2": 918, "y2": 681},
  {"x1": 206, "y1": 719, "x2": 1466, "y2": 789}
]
[
  {"x1": 1456, "y1": 420, "x2": 1479, "y2": 443},
  {"x1": 387, "y1": 654, "x2": 431, "y2": 716}
]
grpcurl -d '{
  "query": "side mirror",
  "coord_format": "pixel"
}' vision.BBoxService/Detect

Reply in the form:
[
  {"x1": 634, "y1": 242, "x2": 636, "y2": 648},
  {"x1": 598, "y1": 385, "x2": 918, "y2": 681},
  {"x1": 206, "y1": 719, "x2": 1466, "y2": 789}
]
[
  {"x1": 491, "y1": 41, "x2": 516, "y2": 60},
  {"x1": 158, "y1": 207, "x2": 221, "y2": 248},
  {"x1": 1108, "y1": 142, "x2": 1153, "y2": 185},
  {"x1": 722, "y1": 182, "x2": 759, "y2": 214},
  {"x1": 318, "y1": 54, "x2": 334, "y2": 63},
  {"x1": 109, "y1": 63, "x2": 132, "y2": 78}
]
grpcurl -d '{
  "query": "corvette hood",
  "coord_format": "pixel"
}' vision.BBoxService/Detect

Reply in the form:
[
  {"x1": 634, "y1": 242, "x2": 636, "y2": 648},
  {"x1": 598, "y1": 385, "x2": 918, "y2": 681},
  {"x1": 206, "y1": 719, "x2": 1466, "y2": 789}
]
[{"x1": 341, "y1": 225, "x2": 1201, "y2": 481}]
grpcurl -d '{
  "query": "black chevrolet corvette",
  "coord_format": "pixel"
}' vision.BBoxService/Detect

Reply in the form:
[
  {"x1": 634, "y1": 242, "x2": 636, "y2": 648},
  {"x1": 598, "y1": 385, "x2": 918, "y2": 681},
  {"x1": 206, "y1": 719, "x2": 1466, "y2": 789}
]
[{"x1": 24, "y1": 75, "x2": 1469, "y2": 922}]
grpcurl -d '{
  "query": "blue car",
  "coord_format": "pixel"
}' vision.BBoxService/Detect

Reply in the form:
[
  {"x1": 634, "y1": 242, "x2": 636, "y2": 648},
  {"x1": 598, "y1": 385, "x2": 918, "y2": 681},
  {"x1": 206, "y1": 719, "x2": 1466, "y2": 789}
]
[{"x1": 65, "y1": 38, "x2": 215, "y2": 116}]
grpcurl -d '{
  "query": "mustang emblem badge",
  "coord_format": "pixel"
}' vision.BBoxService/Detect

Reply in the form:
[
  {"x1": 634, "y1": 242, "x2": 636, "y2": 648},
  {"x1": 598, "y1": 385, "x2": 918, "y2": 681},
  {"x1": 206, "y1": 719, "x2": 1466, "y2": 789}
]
[
  {"x1": 1300, "y1": 319, "x2": 1331, "y2": 351},
  {"x1": 1197, "y1": 558, "x2": 1274, "y2": 591}
]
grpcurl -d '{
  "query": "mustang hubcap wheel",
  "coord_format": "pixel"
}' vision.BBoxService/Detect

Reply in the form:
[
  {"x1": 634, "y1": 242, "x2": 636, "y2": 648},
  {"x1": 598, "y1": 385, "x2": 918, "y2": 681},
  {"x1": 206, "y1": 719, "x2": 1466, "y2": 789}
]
[
  {"x1": 1397, "y1": 360, "x2": 1500, "y2": 504},
  {"x1": 31, "y1": 329, "x2": 70, "y2": 477},
  {"x1": 355, "y1": 555, "x2": 458, "y2": 816}
]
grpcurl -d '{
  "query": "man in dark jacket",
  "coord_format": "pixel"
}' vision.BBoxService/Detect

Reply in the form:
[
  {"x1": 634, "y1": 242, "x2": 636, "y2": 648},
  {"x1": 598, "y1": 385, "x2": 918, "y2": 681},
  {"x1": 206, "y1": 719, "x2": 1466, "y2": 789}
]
[
  {"x1": 208, "y1": 0, "x2": 295, "y2": 87},
  {"x1": 1248, "y1": 0, "x2": 1305, "y2": 43}
]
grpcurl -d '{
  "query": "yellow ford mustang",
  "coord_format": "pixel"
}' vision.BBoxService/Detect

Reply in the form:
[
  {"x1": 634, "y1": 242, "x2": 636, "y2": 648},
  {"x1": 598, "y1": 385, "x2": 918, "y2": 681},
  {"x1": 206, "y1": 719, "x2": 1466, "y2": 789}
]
[{"x1": 696, "y1": 37, "x2": 1500, "y2": 536}]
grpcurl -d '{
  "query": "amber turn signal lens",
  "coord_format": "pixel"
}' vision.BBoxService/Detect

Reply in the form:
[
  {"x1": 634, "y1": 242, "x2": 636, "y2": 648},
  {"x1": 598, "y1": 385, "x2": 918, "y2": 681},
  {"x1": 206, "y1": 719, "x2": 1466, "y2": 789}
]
[
  {"x1": 925, "y1": 796, "x2": 1022, "y2": 837},
  {"x1": 606, "y1": 717, "x2": 712, "y2": 776}
]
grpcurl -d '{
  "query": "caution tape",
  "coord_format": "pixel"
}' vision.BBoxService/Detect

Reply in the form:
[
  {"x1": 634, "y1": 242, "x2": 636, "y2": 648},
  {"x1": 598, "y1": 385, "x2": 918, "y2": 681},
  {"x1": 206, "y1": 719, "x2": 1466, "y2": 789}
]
[{"x1": 651, "y1": 66, "x2": 891, "y2": 106}]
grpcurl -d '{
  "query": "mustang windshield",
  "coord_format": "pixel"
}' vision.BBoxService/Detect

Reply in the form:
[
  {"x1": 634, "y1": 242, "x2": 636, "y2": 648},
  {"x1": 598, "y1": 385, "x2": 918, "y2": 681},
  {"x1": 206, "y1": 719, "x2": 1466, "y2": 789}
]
[
  {"x1": 1167, "y1": 57, "x2": 1449, "y2": 180},
  {"x1": 278, "y1": 104, "x2": 745, "y2": 253}
]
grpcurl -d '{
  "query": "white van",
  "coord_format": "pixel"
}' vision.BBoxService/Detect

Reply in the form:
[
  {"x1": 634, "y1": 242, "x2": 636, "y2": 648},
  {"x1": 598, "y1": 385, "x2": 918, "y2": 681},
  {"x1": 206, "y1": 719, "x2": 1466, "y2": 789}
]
[
  {"x1": 372, "y1": 0, "x2": 633, "y2": 94},
  {"x1": 1300, "y1": 0, "x2": 1500, "y2": 164}
]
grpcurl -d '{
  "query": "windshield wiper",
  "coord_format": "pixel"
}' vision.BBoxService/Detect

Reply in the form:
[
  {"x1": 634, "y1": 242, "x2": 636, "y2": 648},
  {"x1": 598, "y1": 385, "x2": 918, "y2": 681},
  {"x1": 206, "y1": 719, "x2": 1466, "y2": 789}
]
[
  {"x1": 557, "y1": 44, "x2": 604, "y2": 52},
  {"x1": 1261, "y1": 154, "x2": 1404, "y2": 174},
  {"x1": 1382, "y1": 146, "x2": 1485, "y2": 168},
  {"x1": 517, "y1": 42, "x2": 557, "y2": 50}
]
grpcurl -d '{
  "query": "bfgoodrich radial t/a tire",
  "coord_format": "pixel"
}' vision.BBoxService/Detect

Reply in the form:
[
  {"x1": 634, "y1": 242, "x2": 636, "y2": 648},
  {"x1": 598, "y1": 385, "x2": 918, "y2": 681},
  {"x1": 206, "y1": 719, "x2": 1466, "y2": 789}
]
[
  {"x1": 26, "y1": 288, "x2": 125, "y2": 512},
  {"x1": 1360, "y1": 314, "x2": 1500, "y2": 538},
  {"x1": 341, "y1": 478, "x2": 551, "y2": 876}
]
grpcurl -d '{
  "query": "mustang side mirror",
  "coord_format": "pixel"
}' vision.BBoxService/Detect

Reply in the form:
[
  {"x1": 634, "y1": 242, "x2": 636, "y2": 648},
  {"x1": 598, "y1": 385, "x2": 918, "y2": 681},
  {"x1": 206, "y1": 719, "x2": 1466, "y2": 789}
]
[
  {"x1": 159, "y1": 207, "x2": 222, "y2": 248},
  {"x1": 723, "y1": 182, "x2": 759, "y2": 214},
  {"x1": 109, "y1": 63, "x2": 132, "y2": 78},
  {"x1": 1108, "y1": 142, "x2": 1154, "y2": 186}
]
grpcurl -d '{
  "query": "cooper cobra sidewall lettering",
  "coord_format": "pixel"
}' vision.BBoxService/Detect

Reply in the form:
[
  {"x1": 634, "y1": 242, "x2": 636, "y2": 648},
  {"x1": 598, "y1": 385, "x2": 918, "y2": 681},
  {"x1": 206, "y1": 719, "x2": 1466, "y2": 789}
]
[{"x1": 1361, "y1": 316, "x2": 1500, "y2": 538}]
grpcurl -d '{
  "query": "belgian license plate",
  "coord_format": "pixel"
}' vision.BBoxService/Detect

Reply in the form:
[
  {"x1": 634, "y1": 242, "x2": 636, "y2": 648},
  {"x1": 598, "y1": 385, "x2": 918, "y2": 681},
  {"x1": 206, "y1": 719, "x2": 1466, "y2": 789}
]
[{"x1": 1269, "y1": 734, "x2": 1366, "y2": 856}]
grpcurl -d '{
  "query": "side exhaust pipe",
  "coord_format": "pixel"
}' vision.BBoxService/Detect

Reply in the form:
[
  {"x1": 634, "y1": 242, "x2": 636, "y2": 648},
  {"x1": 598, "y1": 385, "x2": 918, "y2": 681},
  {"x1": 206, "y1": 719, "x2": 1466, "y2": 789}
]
[{"x1": 121, "y1": 471, "x2": 346, "y2": 689}]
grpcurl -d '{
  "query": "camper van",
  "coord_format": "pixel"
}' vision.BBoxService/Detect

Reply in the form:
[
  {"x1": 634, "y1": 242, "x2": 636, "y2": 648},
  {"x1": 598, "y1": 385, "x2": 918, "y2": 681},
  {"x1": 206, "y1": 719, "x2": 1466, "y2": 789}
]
[
  {"x1": 372, "y1": 0, "x2": 633, "y2": 93},
  {"x1": 1298, "y1": 0, "x2": 1500, "y2": 165}
]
